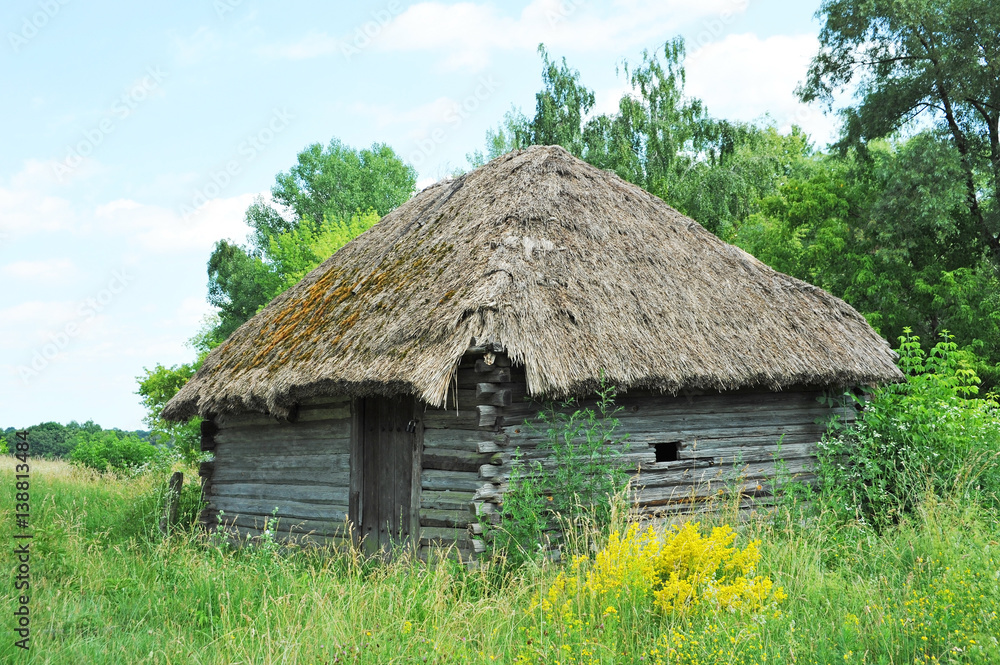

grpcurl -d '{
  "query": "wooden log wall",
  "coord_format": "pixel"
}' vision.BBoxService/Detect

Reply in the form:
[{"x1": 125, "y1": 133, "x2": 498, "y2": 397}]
[
  {"x1": 417, "y1": 343, "x2": 520, "y2": 560},
  {"x1": 418, "y1": 346, "x2": 860, "y2": 556},
  {"x1": 199, "y1": 396, "x2": 353, "y2": 547},
  {"x1": 198, "y1": 347, "x2": 859, "y2": 557}
]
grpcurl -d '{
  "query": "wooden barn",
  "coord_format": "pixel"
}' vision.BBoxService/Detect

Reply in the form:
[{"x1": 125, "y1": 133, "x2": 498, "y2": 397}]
[{"x1": 163, "y1": 145, "x2": 902, "y2": 558}]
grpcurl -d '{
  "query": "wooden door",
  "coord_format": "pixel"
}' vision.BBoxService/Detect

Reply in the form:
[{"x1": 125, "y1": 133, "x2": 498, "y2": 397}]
[{"x1": 350, "y1": 396, "x2": 420, "y2": 556}]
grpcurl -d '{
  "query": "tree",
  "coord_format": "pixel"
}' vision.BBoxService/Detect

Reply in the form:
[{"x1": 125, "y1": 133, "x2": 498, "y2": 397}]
[
  {"x1": 272, "y1": 139, "x2": 417, "y2": 224},
  {"x1": 466, "y1": 44, "x2": 594, "y2": 164},
  {"x1": 733, "y1": 133, "x2": 1000, "y2": 387},
  {"x1": 473, "y1": 41, "x2": 815, "y2": 237},
  {"x1": 799, "y1": 0, "x2": 1000, "y2": 264},
  {"x1": 206, "y1": 238, "x2": 279, "y2": 341},
  {"x1": 137, "y1": 361, "x2": 202, "y2": 465},
  {"x1": 206, "y1": 139, "x2": 414, "y2": 339},
  {"x1": 528, "y1": 45, "x2": 595, "y2": 156}
]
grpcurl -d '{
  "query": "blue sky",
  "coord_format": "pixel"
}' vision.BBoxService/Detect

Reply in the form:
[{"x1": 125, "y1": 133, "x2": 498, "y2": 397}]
[{"x1": 0, "y1": 0, "x2": 838, "y2": 430}]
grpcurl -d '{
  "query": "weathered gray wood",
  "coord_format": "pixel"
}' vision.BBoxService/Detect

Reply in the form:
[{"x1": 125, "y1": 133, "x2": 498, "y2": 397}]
[
  {"x1": 215, "y1": 412, "x2": 284, "y2": 428},
  {"x1": 635, "y1": 477, "x2": 812, "y2": 509},
  {"x1": 633, "y1": 458, "x2": 816, "y2": 505},
  {"x1": 420, "y1": 490, "x2": 474, "y2": 511},
  {"x1": 422, "y1": 409, "x2": 483, "y2": 429},
  {"x1": 410, "y1": 399, "x2": 423, "y2": 555},
  {"x1": 422, "y1": 470, "x2": 483, "y2": 491},
  {"x1": 577, "y1": 390, "x2": 836, "y2": 413},
  {"x1": 349, "y1": 398, "x2": 362, "y2": 547},
  {"x1": 472, "y1": 485, "x2": 502, "y2": 502},
  {"x1": 218, "y1": 514, "x2": 351, "y2": 540},
  {"x1": 210, "y1": 468, "x2": 350, "y2": 486},
  {"x1": 464, "y1": 389, "x2": 512, "y2": 407},
  {"x1": 470, "y1": 501, "x2": 495, "y2": 516},
  {"x1": 422, "y1": 428, "x2": 502, "y2": 449},
  {"x1": 475, "y1": 382, "x2": 519, "y2": 398},
  {"x1": 209, "y1": 482, "x2": 349, "y2": 504},
  {"x1": 678, "y1": 432, "x2": 826, "y2": 453},
  {"x1": 478, "y1": 464, "x2": 500, "y2": 480},
  {"x1": 356, "y1": 395, "x2": 416, "y2": 556},
  {"x1": 634, "y1": 459, "x2": 717, "y2": 475},
  {"x1": 503, "y1": 398, "x2": 854, "y2": 430},
  {"x1": 475, "y1": 356, "x2": 512, "y2": 371},
  {"x1": 478, "y1": 405, "x2": 502, "y2": 427},
  {"x1": 465, "y1": 342, "x2": 505, "y2": 355},
  {"x1": 294, "y1": 405, "x2": 352, "y2": 422},
  {"x1": 487, "y1": 451, "x2": 655, "y2": 483},
  {"x1": 419, "y1": 509, "x2": 473, "y2": 528},
  {"x1": 681, "y1": 441, "x2": 819, "y2": 463},
  {"x1": 504, "y1": 420, "x2": 832, "y2": 446},
  {"x1": 215, "y1": 421, "x2": 351, "y2": 445},
  {"x1": 419, "y1": 526, "x2": 471, "y2": 546},
  {"x1": 211, "y1": 453, "x2": 349, "y2": 475},
  {"x1": 636, "y1": 496, "x2": 763, "y2": 518},
  {"x1": 618, "y1": 408, "x2": 851, "y2": 431},
  {"x1": 423, "y1": 448, "x2": 492, "y2": 472},
  {"x1": 508, "y1": 444, "x2": 650, "y2": 463},
  {"x1": 159, "y1": 472, "x2": 184, "y2": 535},
  {"x1": 211, "y1": 496, "x2": 348, "y2": 522},
  {"x1": 457, "y1": 367, "x2": 512, "y2": 384}
]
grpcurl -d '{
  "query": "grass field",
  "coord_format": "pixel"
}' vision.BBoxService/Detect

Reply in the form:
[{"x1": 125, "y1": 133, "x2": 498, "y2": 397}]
[{"x1": 2, "y1": 457, "x2": 999, "y2": 664}]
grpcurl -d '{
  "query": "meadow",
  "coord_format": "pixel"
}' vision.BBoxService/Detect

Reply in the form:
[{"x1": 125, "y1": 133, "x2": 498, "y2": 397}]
[{"x1": 2, "y1": 455, "x2": 999, "y2": 664}]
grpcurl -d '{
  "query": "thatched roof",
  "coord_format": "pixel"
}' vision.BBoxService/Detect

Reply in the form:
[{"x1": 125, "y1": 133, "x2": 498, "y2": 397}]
[{"x1": 164, "y1": 145, "x2": 902, "y2": 421}]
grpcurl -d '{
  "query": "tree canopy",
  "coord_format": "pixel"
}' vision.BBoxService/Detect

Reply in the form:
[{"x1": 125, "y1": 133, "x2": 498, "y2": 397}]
[
  {"x1": 799, "y1": 0, "x2": 1000, "y2": 264},
  {"x1": 206, "y1": 139, "x2": 415, "y2": 342},
  {"x1": 471, "y1": 36, "x2": 1000, "y2": 388}
]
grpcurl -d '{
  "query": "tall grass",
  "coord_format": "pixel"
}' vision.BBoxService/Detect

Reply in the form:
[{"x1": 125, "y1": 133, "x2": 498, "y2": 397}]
[{"x1": 2, "y1": 457, "x2": 998, "y2": 663}]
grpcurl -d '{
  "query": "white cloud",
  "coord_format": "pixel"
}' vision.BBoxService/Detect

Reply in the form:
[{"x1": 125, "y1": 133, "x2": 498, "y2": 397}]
[
  {"x1": 685, "y1": 33, "x2": 835, "y2": 146},
  {"x1": 0, "y1": 160, "x2": 79, "y2": 240},
  {"x1": 257, "y1": 30, "x2": 342, "y2": 60},
  {"x1": 0, "y1": 258, "x2": 77, "y2": 283},
  {"x1": 353, "y1": 97, "x2": 456, "y2": 131},
  {"x1": 93, "y1": 193, "x2": 257, "y2": 252},
  {"x1": 263, "y1": 0, "x2": 750, "y2": 70},
  {"x1": 0, "y1": 300, "x2": 78, "y2": 344}
]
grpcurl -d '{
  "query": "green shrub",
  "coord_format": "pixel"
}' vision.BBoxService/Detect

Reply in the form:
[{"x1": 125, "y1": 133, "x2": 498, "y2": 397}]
[
  {"x1": 69, "y1": 430, "x2": 164, "y2": 472},
  {"x1": 492, "y1": 377, "x2": 630, "y2": 567},
  {"x1": 818, "y1": 329, "x2": 1000, "y2": 526}
]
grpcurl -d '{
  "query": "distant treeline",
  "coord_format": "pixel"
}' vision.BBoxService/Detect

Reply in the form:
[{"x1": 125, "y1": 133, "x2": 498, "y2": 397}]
[{"x1": 1, "y1": 422, "x2": 151, "y2": 459}]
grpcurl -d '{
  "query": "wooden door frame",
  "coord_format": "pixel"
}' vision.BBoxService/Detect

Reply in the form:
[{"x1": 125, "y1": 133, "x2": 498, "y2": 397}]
[{"x1": 349, "y1": 396, "x2": 422, "y2": 555}]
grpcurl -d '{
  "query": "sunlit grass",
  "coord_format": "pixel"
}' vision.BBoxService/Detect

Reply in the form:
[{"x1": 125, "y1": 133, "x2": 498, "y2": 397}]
[{"x1": 1, "y1": 457, "x2": 998, "y2": 663}]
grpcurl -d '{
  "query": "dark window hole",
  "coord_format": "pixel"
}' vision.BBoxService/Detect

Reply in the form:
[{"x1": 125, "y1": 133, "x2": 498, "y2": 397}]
[{"x1": 654, "y1": 441, "x2": 681, "y2": 463}]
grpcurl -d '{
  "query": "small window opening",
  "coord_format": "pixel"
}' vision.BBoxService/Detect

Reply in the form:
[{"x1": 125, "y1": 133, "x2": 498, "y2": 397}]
[{"x1": 654, "y1": 441, "x2": 681, "y2": 463}]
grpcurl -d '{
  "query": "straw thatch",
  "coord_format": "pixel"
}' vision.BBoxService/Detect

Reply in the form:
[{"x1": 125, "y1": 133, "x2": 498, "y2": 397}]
[{"x1": 164, "y1": 145, "x2": 902, "y2": 421}]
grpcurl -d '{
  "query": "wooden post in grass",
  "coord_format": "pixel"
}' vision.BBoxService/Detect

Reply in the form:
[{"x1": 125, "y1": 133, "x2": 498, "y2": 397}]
[{"x1": 159, "y1": 472, "x2": 184, "y2": 535}]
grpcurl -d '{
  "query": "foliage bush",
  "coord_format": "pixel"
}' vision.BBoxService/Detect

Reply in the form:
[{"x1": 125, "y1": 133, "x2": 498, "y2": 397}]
[
  {"x1": 818, "y1": 329, "x2": 1000, "y2": 527},
  {"x1": 492, "y1": 378, "x2": 630, "y2": 567},
  {"x1": 137, "y1": 361, "x2": 204, "y2": 465},
  {"x1": 69, "y1": 430, "x2": 164, "y2": 473}
]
